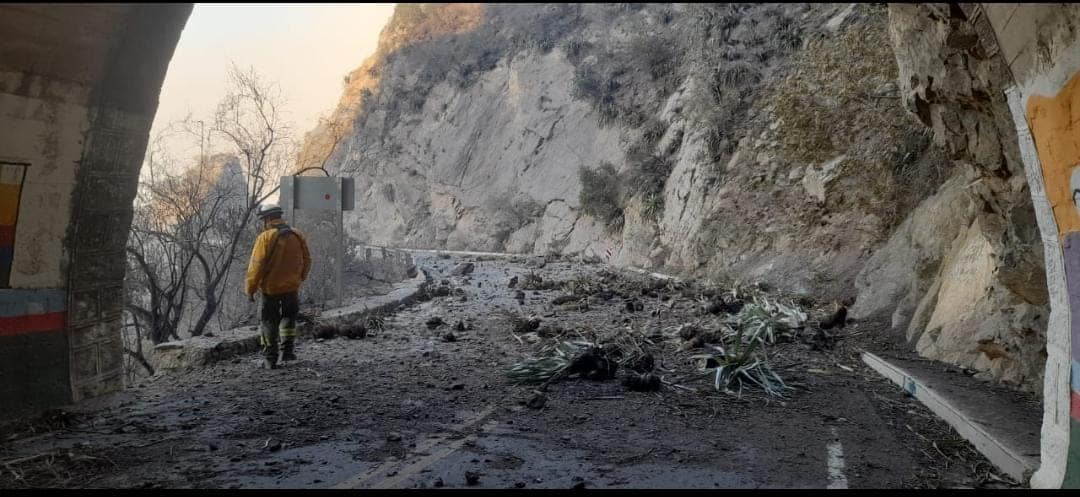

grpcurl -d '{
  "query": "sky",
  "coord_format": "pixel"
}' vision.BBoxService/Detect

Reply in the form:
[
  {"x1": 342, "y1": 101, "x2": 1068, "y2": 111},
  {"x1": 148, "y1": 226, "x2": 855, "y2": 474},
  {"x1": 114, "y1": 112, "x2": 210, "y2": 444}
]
[{"x1": 151, "y1": 3, "x2": 396, "y2": 160}]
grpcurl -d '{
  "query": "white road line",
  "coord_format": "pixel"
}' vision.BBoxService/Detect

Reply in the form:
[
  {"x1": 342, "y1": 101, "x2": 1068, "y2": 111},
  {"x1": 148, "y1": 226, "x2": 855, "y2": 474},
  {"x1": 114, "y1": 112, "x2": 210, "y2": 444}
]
[
  {"x1": 826, "y1": 426, "x2": 849, "y2": 489},
  {"x1": 331, "y1": 405, "x2": 498, "y2": 489},
  {"x1": 374, "y1": 419, "x2": 500, "y2": 489}
]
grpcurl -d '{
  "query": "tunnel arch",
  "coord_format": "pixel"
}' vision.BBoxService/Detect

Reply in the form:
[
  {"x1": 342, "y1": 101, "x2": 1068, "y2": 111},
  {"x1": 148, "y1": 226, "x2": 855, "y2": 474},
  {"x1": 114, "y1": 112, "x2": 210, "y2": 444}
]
[{"x1": 0, "y1": 4, "x2": 191, "y2": 417}]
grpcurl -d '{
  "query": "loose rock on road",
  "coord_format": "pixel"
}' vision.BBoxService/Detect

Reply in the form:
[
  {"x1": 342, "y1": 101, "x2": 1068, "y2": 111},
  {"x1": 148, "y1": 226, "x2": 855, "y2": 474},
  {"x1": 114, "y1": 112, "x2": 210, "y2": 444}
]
[{"x1": 0, "y1": 253, "x2": 1009, "y2": 489}]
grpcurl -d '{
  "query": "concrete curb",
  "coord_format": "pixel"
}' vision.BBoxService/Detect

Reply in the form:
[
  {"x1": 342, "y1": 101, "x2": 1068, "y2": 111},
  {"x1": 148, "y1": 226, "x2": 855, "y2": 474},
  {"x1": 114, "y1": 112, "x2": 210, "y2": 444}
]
[
  {"x1": 861, "y1": 351, "x2": 1038, "y2": 483},
  {"x1": 400, "y1": 247, "x2": 521, "y2": 259},
  {"x1": 320, "y1": 268, "x2": 431, "y2": 323},
  {"x1": 619, "y1": 265, "x2": 683, "y2": 282},
  {"x1": 393, "y1": 247, "x2": 684, "y2": 283},
  {"x1": 152, "y1": 268, "x2": 430, "y2": 372}
]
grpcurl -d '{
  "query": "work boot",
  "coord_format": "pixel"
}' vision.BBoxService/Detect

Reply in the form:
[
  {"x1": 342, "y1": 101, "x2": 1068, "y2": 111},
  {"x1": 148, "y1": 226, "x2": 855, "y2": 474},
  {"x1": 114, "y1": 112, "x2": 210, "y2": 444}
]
[
  {"x1": 281, "y1": 326, "x2": 297, "y2": 362},
  {"x1": 281, "y1": 337, "x2": 296, "y2": 362},
  {"x1": 263, "y1": 358, "x2": 279, "y2": 370}
]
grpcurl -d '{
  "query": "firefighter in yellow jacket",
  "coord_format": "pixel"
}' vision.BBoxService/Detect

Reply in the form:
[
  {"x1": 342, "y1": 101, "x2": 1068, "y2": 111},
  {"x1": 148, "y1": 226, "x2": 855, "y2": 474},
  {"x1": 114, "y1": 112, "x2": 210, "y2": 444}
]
[{"x1": 245, "y1": 204, "x2": 312, "y2": 369}]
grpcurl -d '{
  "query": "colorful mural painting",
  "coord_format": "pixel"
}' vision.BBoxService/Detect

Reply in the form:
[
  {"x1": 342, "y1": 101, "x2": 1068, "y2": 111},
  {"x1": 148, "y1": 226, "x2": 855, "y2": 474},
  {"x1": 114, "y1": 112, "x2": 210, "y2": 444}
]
[
  {"x1": 0, "y1": 162, "x2": 71, "y2": 410},
  {"x1": 0, "y1": 289, "x2": 66, "y2": 337},
  {"x1": 0, "y1": 288, "x2": 69, "y2": 413},
  {"x1": 0, "y1": 161, "x2": 28, "y2": 287},
  {"x1": 1026, "y1": 70, "x2": 1080, "y2": 487}
]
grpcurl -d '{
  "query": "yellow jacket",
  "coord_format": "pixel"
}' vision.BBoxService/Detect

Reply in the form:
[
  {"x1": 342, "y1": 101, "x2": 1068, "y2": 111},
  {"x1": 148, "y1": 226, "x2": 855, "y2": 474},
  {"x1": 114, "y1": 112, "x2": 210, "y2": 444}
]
[{"x1": 245, "y1": 218, "x2": 312, "y2": 297}]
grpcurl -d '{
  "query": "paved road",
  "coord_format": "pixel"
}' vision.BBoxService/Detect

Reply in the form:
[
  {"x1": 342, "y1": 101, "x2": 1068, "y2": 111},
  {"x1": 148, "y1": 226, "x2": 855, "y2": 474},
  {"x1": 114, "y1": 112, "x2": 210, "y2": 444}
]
[{"x1": 0, "y1": 253, "x2": 1001, "y2": 489}]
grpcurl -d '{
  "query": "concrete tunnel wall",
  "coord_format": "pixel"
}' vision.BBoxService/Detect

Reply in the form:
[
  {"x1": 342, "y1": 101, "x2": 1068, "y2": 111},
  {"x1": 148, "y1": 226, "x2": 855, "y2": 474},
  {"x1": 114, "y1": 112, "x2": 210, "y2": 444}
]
[
  {"x1": 974, "y1": 2, "x2": 1080, "y2": 489},
  {"x1": 0, "y1": 4, "x2": 191, "y2": 417}
]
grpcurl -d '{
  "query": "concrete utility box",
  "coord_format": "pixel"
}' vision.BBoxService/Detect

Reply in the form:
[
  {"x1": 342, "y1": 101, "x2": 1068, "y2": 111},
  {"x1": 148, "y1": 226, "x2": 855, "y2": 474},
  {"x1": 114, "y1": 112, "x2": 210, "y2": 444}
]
[
  {"x1": 279, "y1": 176, "x2": 354, "y2": 212},
  {"x1": 278, "y1": 176, "x2": 355, "y2": 307}
]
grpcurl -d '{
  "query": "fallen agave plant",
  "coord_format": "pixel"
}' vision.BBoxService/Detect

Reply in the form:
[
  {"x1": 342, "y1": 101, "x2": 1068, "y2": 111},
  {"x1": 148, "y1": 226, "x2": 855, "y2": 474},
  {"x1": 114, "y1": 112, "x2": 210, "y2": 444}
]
[
  {"x1": 707, "y1": 356, "x2": 793, "y2": 397},
  {"x1": 507, "y1": 339, "x2": 624, "y2": 385},
  {"x1": 687, "y1": 297, "x2": 803, "y2": 397},
  {"x1": 507, "y1": 340, "x2": 592, "y2": 384},
  {"x1": 727, "y1": 295, "x2": 807, "y2": 346}
]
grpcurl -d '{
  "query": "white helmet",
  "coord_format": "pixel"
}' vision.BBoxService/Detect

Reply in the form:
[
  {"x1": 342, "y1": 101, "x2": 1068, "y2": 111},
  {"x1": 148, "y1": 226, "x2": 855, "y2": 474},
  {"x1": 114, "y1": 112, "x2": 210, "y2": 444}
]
[{"x1": 257, "y1": 203, "x2": 283, "y2": 219}]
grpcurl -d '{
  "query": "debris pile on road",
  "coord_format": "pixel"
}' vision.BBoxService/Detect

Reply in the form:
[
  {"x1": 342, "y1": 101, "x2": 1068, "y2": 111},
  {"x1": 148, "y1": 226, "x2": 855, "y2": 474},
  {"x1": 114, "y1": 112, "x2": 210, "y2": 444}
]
[
  {"x1": 503, "y1": 266, "x2": 838, "y2": 398},
  {"x1": 311, "y1": 312, "x2": 385, "y2": 340},
  {"x1": 679, "y1": 295, "x2": 806, "y2": 396},
  {"x1": 518, "y1": 271, "x2": 559, "y2": 291}
]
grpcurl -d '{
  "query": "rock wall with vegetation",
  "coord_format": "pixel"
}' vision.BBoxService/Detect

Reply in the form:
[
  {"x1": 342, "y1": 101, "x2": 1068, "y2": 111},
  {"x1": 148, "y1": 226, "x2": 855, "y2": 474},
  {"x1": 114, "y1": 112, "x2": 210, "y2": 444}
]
[
  {"x1": 302, "y1": 3, "x2": 1047, "y2": 393},
  {"x1": 853, "y1": 3, "x2": 1047, "y2": 392}
]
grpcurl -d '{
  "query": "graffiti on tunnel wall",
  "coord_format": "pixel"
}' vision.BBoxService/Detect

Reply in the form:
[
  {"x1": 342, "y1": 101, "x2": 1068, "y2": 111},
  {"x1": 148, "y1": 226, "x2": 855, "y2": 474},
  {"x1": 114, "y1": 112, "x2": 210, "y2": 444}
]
[
  {"x1": 0, "y1": 161, "x2": 67, "y2": 337},
  {"x1": 1025, "y1": 70, "x2": 1080, "y2": 486},
  {"x1": 0, "y1": 161, "x2": 29, "y2": 287}
]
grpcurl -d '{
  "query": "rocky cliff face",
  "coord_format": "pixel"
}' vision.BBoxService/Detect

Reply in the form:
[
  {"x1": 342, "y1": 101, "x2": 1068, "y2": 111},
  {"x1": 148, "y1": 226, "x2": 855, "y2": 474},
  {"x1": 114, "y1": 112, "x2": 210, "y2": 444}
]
[
  {"x1": 304, "y1": 3, "x2": 1048, "y2": 392},
  {"x1": 853, "y1": 4, "x2": 1047, "y2": 391}
]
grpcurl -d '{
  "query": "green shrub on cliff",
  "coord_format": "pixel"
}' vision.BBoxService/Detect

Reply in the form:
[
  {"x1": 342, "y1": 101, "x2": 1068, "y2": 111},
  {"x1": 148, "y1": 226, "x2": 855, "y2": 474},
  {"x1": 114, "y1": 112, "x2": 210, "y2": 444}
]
[{"x1": 579, "y1": 162, "x2": 625, "y2": 232}]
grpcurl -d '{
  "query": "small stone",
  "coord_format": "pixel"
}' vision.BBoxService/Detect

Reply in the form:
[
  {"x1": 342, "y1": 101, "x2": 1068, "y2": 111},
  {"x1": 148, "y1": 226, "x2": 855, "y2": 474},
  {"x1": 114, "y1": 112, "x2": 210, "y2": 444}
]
[
  {"x1": 515, "y1": 482, "x2": 526, "y2": 488},
  {"x1": 451, "y1": 383, "x2": 465, "y2": 390},
  {"x1": 387, "y1": 432, "x2": 402, "y2": 442},
  {"x1": 525, "y1": 392, "x2": 547, "y2": 409},
  {"x1": 434, "y1": 478, "x2": 444, "y2": 488},
  {"x1": 451, "y1": 262, "x2": 475, "y2": 276},
  {"x1": 465, "y1": 471, "x2": 481, "y2": 486}
]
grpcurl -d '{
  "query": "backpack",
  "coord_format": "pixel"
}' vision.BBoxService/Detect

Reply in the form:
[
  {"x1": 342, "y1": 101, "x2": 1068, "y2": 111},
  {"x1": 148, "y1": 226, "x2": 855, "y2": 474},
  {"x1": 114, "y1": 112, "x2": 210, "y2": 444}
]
[{"x1": 256, "y1": 224, "x2": 295, "y2": 282}]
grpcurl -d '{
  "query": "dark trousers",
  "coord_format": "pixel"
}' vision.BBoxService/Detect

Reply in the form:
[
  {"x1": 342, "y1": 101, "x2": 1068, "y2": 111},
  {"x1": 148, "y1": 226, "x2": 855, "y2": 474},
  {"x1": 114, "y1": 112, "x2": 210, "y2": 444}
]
[{"x1": 260, "y1": 291, "x2": 299, "y2": 361}]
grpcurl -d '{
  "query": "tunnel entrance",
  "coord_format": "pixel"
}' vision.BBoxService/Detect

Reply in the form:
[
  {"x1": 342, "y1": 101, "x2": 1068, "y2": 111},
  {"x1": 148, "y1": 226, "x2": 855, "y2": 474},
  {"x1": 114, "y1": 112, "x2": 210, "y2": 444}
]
[{"x1": 0, "y1": 4, "x2": 191, "y2": 417}]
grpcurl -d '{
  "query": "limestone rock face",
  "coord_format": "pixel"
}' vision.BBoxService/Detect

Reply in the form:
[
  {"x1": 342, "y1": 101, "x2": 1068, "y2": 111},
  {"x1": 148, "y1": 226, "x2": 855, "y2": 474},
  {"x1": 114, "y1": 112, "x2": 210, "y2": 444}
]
[
  {"x1": 851, "y1": 4, "x2": 1048, "y2": 392},
  {"x1": 307, "y1": 3, "x2": 1048, "y2": 393},
  {"x1": 320, "y1": 4, "x2": 911, "y2": 306},
  {"x1": 339, "y1": 48, "x2": 624, "y2": 256}
]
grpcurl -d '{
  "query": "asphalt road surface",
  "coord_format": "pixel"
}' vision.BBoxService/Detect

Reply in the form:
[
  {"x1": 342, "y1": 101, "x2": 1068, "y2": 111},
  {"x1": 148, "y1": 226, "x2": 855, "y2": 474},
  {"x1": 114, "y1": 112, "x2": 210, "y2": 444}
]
[{"x1": 0, "y1": 253, "x2": 1013, "y2": 489}]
